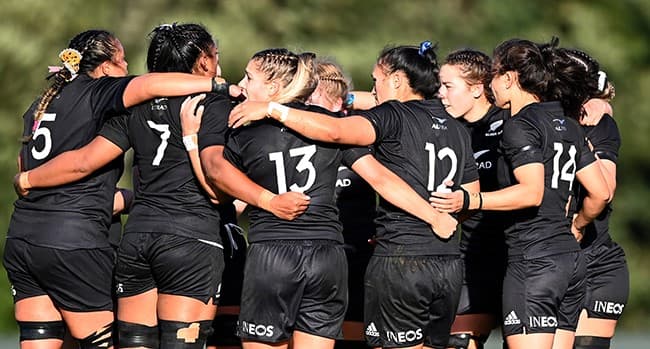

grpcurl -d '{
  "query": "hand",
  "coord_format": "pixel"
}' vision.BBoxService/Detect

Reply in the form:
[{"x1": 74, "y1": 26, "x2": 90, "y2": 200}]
[
  {"x1": 268, "y1": 191, "x2": 310, "y2": 220},
  {"x1": 571, "y1": 214, "x2": 584, "y2": 242},
  {"x1": 429, "y1": 190, "x2": 464, "y2": 213},
  {"x1": 228, "y1": 101, "x2": 270, "y2": 128},
  {"x1": 180, "y1": 94, "x2": 206, "y2": 135},
  {"x1": 431, "y1": 212, "x2": 458, "y2": 239},
  {"x1": 13, "y1": 172, "x2": 29, "y2": 197},
  {"x1": 581, "y1": 98, "x2": 612, "y2": 126}
]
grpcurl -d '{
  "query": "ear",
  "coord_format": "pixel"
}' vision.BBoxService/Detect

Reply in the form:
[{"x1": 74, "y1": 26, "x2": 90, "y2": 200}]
[
  {"x1": 267, "y1": 80, "x2": 280, "y2": 97},
  {"x1": 471, "y1": 84, "x2": 485, "y2": 99},
  {"x1": 101, "y1": 61, "x2": 112, "y2": 76},
  {"x1": 503, "y1": 71, "x2": 517, "y2": 89},
  {"x1": 390, "y1": 72, "x2": 402, "y2": 89}
]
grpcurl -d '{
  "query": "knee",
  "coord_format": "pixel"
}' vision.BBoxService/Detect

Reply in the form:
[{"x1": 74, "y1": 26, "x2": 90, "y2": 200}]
[
  {"x1": 118, "y1": 320, "x2": 159, "y2": 349},
  {"x1": 574, "y1": 335, "x2": 611, "y2": 349},
  {"x1": 78, "y1": 322, "x2": 113, "y2": 349},
  {"x1": 18, "y1": 320, "x2": 65, "y2": 342},
  {"x1": 159, "y1": 320, "x2": 213, "y2": 349}
]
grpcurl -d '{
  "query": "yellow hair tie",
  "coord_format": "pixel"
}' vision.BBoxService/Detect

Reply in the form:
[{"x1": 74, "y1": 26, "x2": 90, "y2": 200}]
[{"x1": 58, "y1": 48, "x2": 82, "y2": 79}]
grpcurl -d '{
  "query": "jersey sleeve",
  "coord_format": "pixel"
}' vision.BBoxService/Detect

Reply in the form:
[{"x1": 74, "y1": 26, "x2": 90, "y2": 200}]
[
  {"x1": 198, "y1": 94, "x2": 232, "y2": 150},
  {"x1": 501, "y1": 116, "x2": 543, "y2": 169},
  {"x1": 356, "y1": 102, "x2": 401, "y2": 144},
  {"x1": 341, "y1": 145, "x2": 373, "y2": 168},
  {"x1": 575, "y1": 125, "x2": 597, "y2": 171},
  {"x1": 586, "y1": 114, "x2": 620, "y2": 163},
  {"x1": 223, "y1": 130, "x2": 244, "y2": 171},
  {"x1": 90, "y1": 76, "x2": 136, "y2": 120},
  {"x1": 98, "y1": 114, "x2": 131, "y2": 151}
]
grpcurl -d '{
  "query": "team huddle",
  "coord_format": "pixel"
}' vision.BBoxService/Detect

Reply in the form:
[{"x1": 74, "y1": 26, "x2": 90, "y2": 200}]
[{"x1": 3, "y1": 22, "x2": 628, "y2": 349}]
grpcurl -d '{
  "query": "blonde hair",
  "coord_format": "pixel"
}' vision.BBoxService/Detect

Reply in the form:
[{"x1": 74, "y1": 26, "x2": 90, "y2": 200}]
[
  {"x1": 315, "y1": 58, "x2": 350, "y2": 108},
  {"x1": 251, "y1": 49, "x2": 317, "y2": 104}
]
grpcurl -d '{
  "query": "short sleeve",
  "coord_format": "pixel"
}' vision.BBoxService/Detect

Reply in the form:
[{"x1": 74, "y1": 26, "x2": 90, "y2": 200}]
[
  {"x1": 223, "y1": 130, "x2": 244, "y2": 171},
  {"x1": 586, "y1": 114, "x2": 620, "y2": 163},
  {"x1": 341, "y1": 146, "x2": 373, "y2": 167},
  {"x1": 356, "y1": 102, "x2": 402, "y2": 144},
  {"x1": 459, "y1": 127, "x2": 480, "y2": 185},
  {"x1": 90, "y1": 76, "x2": 135, "y2": 120},
  {"x1": 98, "y1": 114, "x2": 131, "y2": 151},
  {"x1": 198, "y1": 93, "x2": 232, "y2": 150},
  {"x1": 501, "y1": 116, "x2": 543, "y2": 169}
]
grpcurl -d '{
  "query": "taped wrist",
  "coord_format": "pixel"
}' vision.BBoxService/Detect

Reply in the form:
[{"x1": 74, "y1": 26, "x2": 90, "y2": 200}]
[
  {"x1": 211, "y1": 78, "x2": 230, "y2": 96},
  {"x1": 267, "y1": 102, "x2": 289, "y2": 122},
  {"x1": 183, "y1": 134, "x2": 199, "y2": 151}
]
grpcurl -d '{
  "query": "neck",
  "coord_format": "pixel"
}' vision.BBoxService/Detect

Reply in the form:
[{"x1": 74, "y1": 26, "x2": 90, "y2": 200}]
[
  {"x1": 509, "y1": 89, "x2": 540, "y2": 115},
  {"x1": 463, "y1": 98, "x2": 492, "y2": 123}
]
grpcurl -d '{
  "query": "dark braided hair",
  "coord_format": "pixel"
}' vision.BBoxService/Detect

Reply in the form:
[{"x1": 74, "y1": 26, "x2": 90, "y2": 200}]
[
  {"x1": 444, "y1": 49, "x2": 494, "y2": 103},
  {"x1": 492, "y1": 38, "x2": 555, "y2": 102},
  {"x1": 251, "y1": 48, "x2": 318, "y2": 103},
  {"x1": 376, "y1": 42, "x2": 441, "y2": 99},
  {"x1": 28, "y1": 30, "x2": 119, "y2": 141},
  {"x1": 146, "y1": 23, "x2": 216, "y2": 73}
]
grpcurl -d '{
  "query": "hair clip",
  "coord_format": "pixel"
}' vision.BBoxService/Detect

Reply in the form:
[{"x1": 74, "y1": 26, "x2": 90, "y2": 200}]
[
  {"x1": 597, "y1": 71, "x2": 607, "y2": 92},
  {"x1": 418, "y1": 41, "x2": 433, "y2": 57},
  {"x1": 58, "y1": 48, "x2": 82, "y2": 80}
]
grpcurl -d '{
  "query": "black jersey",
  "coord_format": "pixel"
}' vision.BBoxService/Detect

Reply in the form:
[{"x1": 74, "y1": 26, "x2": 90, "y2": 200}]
[
  {"x1": 335, "y1": 156, "x2": 377, "y2": 247},
  {"x1": 99, "y1": 93, "x2": 231, "y2": 242},
  {"x1": 577, "y1": 114, "x2": 620, "y2": 250},
  {"x1": 8, "y1": 74, "x2": 134, "y2": 250},
  {"x1": 223, "y1": 103, "x2": 344, "y2": 243},
  {"x1": 357, "y1": 99, "x2": 479, "y2": 256},
  {"x1": 500, "y1": 101, "x2": 596, "y2": 259},
  {"x1": 459, "y1": 106, "x2": 511, "y2": 256}
]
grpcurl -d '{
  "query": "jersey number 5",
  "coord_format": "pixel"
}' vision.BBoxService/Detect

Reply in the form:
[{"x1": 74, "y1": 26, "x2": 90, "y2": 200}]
[
  {"x1": 31, "y1": 113, "x2": 57, "y2": 160},
  {"x1": 269, "y1": 145, "x2": 317, "y2": 193},
  {"x1": 425, "y1": 142, "x2": 458, "y2": 193}
]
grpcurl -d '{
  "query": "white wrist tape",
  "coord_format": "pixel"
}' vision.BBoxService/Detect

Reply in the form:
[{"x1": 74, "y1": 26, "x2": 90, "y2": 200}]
[
  {"x1": 183, "y1": 134, "x2": 198, "y2": 151},
  {"x1": 267, "y1": 102, "x2": 290, "y2": 122}
]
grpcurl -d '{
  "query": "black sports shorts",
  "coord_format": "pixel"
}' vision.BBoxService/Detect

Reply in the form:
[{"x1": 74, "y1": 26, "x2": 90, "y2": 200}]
[
  {"x1": 582, "y1": 243, "x2": 629, "y2": 320},
  {"x1": 4, "y1": 238, "x2": 114, "y2": 311},
  {"x1": 501, "y1": 252, "x2": 586, "y2": 337},
  {"x1": 115, "y1": 232, "x2": 224, "y2": 304},
  {"x1": 237, "y1": 240, "x2": 348, "y2": 343},
  {"x1": 364, "y1": 255, "x2": 463, "y2": 349}
]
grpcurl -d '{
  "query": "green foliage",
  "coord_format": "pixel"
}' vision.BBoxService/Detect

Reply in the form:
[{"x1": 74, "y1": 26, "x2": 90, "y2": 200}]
[{"x1": 0, "y1": 0, "x2": 649, "y2": 333}]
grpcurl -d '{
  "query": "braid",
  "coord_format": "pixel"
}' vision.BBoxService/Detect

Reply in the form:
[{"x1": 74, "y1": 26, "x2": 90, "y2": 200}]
[{"x1": 146, "y1": 23, "x2": 215, "y2": 74}]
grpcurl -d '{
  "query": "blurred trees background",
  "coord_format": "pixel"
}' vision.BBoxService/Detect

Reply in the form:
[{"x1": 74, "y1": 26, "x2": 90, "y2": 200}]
[{"x1": 0, "y1": 0, "x2": 648, "y2": 333}]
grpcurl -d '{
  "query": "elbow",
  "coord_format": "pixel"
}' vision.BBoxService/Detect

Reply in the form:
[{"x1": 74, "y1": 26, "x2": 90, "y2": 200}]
[{"x1": 527, "y1": 188, "x2": 544, "y2": 207}]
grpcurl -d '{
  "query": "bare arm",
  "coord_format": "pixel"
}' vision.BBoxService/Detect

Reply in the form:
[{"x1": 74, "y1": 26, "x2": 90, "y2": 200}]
[
  {"x1": 16, "y1": 136, "x2": 123, "y2": 194},
  {"x1": 462, "y1": 163, "x2": 545, "y2": 211},
  {"x1": 572, "y1": 161, "x2": 611, "y2": 240},
  {"x1": 351, "y1": 154, "x2": 457, "y2": 239},
  {"x1": 122, "y1": 73, "x2": 214, "y2": 108},
  {"x1": 349, "y1": 91, "x2": 377, "y2": 110},
  {"x1": 179, "y1": 95, "x2": 222, "y2": 202},
  {"x1": 228, "y1": 100, "x2": 377, "y2": 145},
  {"x1": 200, "y1": 145, "x2": 310, "y2": 220}
]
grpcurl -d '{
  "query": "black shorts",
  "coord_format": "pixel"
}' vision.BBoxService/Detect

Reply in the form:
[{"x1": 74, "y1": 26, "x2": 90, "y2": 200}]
[
  {"x1": 344, "y1": 242, "x2": 374, "y2": 322},
  {"x1": 115, "y1": 233, "x2": 224, "y2": 304},
  {"x1": 237, "y1": 240, "x2": 348, "y2": 342},
  {"x1": 3, "y1": 238, "x2": 114, "y2": 312},
  {"x1": 582, "y1": 243, "x2": 629, "y2": 320},
  {"x1": 364, "y1": 255, "x2": 463, "y2": 349},
  {"x1": 456, "y1": 252, "x2": 506, "y2": 316},
  {"x1": 501, "y1": 252, "x2": 586, "y2": 337}
]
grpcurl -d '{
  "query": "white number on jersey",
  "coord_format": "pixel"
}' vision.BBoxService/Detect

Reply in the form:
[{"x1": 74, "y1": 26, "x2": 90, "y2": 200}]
[
  {"x1": 269, "y1": 144, "x2": 317, "y2": 193},
  {"x1": 147, "y1": 121, "x2": 171, "y2": 166},
  {"x1": 31, "y1": 113, "x2": 57, "y2": 160},
  {"x1": 425, "y1": 142, "x2": 458, "y2": 193},
  {"x1": 551, "y1": 142, "x2": 577, "y2": 190}
]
